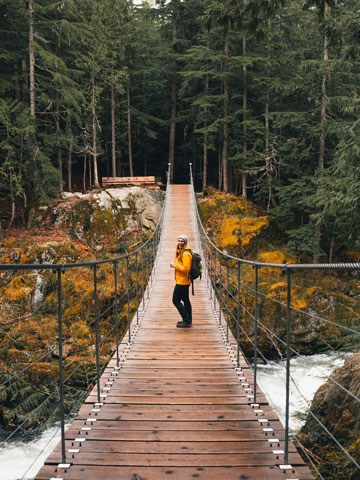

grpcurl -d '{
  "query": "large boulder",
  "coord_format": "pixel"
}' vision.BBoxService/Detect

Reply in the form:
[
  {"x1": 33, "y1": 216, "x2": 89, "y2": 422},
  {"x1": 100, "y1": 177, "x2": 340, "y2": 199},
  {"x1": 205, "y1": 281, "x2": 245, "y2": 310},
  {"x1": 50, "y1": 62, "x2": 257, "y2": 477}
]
[
  {"x1": 92, "y1": 187, "x2": 163, "y2": 229},
  {"x1": 299, "y1": 352, "x2": 360, "y2": 479},
  {"x1": 49, "y1": 187, "x2": 164, "y2": 247}
]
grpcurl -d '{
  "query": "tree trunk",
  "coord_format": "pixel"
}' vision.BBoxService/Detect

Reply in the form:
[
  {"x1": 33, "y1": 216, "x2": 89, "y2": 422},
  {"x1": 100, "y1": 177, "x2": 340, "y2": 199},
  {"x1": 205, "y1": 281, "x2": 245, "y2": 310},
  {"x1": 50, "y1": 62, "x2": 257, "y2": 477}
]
[
  {"x1": 222, "y1": 33, "x2": 229, "y2": 193},
  {"x1": 319, "y1": 33, "x2": 328, "y2": 169},
  {"x1": 168, "y1": 13, "x2": 177, "y2": 183},
  {"x1": 202, "y1": 75, "x2": 209, "y2": 192},
  {"x1": 91, "y1": 77, "x2": 100, "y2": 189},
  {"x1": 329, "y1": 236, "x2": 334, "y2": 264},
  {"x1": 111, "y1": 83, "x2": 117, "y2": 177},
  {"x1": 83, "y1": 153, "x2": 87, "y2": 192},
  {"x1": 29, "y1": 0, "x2": 35, "y2": 117},
  {"x1": 15, "y1": 62, "x2": 21, "y2": 101},
  {"x1": 88, "y1": 155, "x2": 92, "y2": 189},
  {"x1": 265, "y1": 19, "x2": 271, "y2": 212},
  {"x1": 127, "y1": 83, "x2": 133, "y2": 177},
  {"x1": 218, "y1": 147, "x2": 222, "y2": 189},
  {"x1": 203, "y1": 142, "x2": 208, "y2": 192},
  {"x1": 67, "y1": 137, "x2": 72, "y2": 191},
  {"x1": 315, "y1": 20, "x2": 329, "y2": 263},
  {"x1": 55, "y1": 100, "x2": 63, "y2": 192},
  {"x1": 8, "y1": 200, "x2": 16, "y2": 230},
  {"x1": 22, "y1": 59, "x2": 28, "y2": 106},
  {"x1": 242, "y1": 9, "x2": 248, "y2": 199},
  {"x1": 58, "y1": 151, "x2": 63, "y2": 192}
]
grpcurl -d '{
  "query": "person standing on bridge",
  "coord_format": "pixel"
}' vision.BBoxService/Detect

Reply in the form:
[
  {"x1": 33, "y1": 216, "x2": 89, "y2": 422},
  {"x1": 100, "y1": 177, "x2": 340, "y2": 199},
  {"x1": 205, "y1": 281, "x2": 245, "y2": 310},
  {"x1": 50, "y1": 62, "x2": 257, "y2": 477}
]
[{"x1": 171, "y1": 234, "x2": 192, "y2": 328}]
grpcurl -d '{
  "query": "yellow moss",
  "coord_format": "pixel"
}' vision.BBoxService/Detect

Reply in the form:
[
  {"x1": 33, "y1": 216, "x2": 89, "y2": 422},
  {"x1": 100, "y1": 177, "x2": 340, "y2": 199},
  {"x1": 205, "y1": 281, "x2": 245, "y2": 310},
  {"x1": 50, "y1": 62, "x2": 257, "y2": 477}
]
[
  {"x1": 239, "y1": 216, "x2": 269, "y2": 246},
  {"x1": 306, "y1": 286, "x2": 320, "y2": 295},
  {"x1": 5, "y1": 275, "x2": 34, "y2": 302},
  {"x1": 258, "y1": 251, "x2": 287, "y2": 264},
  {"x1": 7, "y1": 348, "x2": 28, "y2": 362},
  {"x1": 214, "y1": 214, "x2": 270, "y2": 250},
  {"x1": 270, "y1": 282, "x2": 287, "y2": 291},
  {"x1": 215, "y1": 216, "x2": 241, "y2": 249},
  {"x1": 292, "y1": 298, "x2": 308, "y2": 310}
]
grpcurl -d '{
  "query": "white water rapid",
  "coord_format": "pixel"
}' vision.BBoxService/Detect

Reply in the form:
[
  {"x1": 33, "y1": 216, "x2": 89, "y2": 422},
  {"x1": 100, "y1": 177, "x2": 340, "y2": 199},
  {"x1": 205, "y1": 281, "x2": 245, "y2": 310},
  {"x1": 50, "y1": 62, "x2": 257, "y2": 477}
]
[{"x1": 0, "y1": 352, "x2": 349, "y2": 480}]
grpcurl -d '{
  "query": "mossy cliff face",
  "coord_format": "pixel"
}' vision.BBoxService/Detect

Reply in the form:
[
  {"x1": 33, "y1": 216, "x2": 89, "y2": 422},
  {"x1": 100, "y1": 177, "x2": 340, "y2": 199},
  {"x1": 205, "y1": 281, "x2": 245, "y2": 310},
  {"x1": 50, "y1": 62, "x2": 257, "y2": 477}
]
[
  {"x1": 0, "y1": 187, "x2": 163, "y2": 431},
  {"x1": 198, "y1": 189, "x2": 360, "y2": 357},
  {"x1": 198, "y1": 189, "x2": 273, "y2": 257},
  {"x1": 299, "y1": 352, "x2": 360, "y2": 480}
]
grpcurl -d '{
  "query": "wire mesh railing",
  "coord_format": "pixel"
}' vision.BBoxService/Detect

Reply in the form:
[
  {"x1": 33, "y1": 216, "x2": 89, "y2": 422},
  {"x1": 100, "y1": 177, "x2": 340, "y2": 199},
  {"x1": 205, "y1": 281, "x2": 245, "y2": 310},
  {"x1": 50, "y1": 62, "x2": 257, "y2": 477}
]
[
  {"x1": 0, "y1": 165, "x2": 170, "y2": 473},
  {"x1": 189, "y1": 163, "x2": 360, "y2": 478}
]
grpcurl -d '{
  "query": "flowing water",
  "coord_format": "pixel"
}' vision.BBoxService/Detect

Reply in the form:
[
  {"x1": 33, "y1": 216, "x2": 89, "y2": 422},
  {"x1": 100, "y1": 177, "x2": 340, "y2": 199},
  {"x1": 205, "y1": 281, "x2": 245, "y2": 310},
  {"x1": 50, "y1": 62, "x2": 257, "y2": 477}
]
[
  {"x1": 0, "y1": 352, "x2": 350, "y2": 480},
  {"x1": 257, "y1": 351, "x2": 351, "y2": 431}
]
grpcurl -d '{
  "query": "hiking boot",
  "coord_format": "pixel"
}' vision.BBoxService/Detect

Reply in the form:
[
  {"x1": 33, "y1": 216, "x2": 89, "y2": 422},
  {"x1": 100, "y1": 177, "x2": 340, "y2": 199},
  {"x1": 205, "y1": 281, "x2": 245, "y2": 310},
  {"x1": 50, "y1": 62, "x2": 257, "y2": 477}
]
[
  {"x1": 176, "y1": 321, "x2": 192, "y2": 328},
  {"x1": 177, "y1": 320, "x2": 192, "y2": 326}
]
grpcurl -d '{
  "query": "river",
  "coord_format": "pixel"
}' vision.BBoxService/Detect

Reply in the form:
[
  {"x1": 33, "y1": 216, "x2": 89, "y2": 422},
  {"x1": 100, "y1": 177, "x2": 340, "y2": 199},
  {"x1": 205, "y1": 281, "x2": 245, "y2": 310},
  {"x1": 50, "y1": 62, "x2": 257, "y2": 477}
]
[{"x1": 0, "y1": 351, "x2": 350, "y2": 480}]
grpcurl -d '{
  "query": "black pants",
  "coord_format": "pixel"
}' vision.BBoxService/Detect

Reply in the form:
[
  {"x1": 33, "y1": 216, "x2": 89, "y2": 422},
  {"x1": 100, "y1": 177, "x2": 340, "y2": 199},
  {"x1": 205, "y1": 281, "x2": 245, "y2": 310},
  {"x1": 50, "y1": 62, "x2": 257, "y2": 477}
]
[{"x1": 172, "y1": 284, "x2": 192, "y2": 324}]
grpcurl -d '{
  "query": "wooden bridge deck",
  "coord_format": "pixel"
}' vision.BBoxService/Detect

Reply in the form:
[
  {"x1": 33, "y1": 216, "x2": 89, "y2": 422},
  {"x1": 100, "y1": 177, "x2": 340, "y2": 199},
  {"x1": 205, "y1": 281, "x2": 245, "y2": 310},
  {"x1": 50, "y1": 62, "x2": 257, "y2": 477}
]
[{"x1": 36, "y1": 185, "x2": 314, "y2": 480}]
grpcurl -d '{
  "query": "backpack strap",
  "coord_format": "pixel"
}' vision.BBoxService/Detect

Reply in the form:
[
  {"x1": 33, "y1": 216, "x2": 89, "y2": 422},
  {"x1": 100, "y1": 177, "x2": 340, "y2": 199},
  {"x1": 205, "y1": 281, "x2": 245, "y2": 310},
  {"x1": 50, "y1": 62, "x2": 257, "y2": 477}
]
[{"x1": 191, "y1": 279, "x2": 194, "y2": 296}]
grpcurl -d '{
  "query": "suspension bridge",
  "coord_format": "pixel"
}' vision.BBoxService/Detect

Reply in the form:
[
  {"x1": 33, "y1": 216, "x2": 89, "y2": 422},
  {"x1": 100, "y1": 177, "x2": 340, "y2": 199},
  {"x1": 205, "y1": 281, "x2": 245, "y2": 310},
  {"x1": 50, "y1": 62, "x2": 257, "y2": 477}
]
[
  {"x1": 33, "y1": 182, "x2": 314, "y2": 480},
  {"x1": 2, "y1": 166, "x2": 360, "y2": 480}
]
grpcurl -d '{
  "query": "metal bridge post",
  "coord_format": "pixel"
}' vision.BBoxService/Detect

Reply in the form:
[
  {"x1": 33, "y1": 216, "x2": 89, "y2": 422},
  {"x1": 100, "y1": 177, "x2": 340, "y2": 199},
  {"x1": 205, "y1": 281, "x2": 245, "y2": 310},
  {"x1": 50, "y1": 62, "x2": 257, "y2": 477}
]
[
  {"x1": 126, "y1": 256, "x2": 131, "y2": 343},
  {"x1": 57, "y1": 267, "x2": 66, "y2": 465},
  {"x1": 213, "y1": 248, "x2": 217, "y2": 312},
  {"x1": 135, "y1": 253, "x2": 139, "y2": 325},
  {"x1": 209, "y1": 243, "x2": 212, "y2": 299},
  {"x1": 237, "y1": 261, "x2": 240, "y2": 368},
  {"x1": 141, "y1": 247, "x2": 145, "y2": 312},
  {"x1": 93, "y1": 264, "x2": 101, "y2": 404},
  {"x1": 226, "y1": 257, "x2": 229, "y2": 343},
  {"x1": 151, "y1": 239, "x2": 156, "y2": 287},
  {"x1": 218, "y1": 255, "x2": 222, "y2": 324},
  {"x1": 253, "y1": 265, "x2": 259, "y2": 404},
  {"x1": 205, "y1": 241, "x2": 209, "y2": 290},
  {"x1": 114, "y1": 260, "x2": 120, "y2": 367},
  {"x1": 149, "y1": 241, "x2": 153, "y2": 290},
  {"x1": 285, "y1": 268, "x2": 292, "y2": 465},
  {"x1": 146, "y1": 245, "x2": 150, "y2": 300}
]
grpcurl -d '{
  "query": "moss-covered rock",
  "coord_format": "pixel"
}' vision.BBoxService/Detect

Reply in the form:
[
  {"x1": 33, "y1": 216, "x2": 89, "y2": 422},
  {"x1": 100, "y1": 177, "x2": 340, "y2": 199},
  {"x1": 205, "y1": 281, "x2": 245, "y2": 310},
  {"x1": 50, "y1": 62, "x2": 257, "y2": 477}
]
[{"x1": 299, "y1": 352, "x2": 360, "y2": 479}]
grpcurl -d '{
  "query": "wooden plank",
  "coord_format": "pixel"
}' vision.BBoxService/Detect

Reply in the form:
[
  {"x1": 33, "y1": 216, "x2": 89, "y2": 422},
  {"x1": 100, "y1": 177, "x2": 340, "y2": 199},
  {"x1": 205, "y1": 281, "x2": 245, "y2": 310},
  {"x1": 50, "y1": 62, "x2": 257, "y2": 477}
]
[
  {"x1": 65, "y1": 425, "x2": 286, "y2": 441},
  {"x1": 36, "y1": 465, "x2": 315, "y2": 480},
  {"x1": 102, "y1": 176, "x2": 155, "y2": 184},
  {"x1": 45, "y1": 451, "x2": 305, "y2": 467},
  {"x1": 62, "y1": 440, "x2": 299, "y2": 454}
]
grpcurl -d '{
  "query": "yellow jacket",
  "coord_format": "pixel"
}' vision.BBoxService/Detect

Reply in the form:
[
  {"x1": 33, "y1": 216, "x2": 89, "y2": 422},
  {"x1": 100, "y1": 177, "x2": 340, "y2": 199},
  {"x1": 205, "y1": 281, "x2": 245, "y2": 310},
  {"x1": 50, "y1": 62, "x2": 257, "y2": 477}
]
[{"x1": 173, "y1": 247, "x2": 192, "y2": 285}]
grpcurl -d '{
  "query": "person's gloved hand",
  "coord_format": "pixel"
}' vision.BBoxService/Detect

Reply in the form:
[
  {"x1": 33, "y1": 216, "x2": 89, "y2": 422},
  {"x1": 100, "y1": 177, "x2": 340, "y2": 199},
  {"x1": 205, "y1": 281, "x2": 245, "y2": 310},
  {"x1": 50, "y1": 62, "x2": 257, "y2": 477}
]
[{"x1": 170, "y1": 262, "x2": 174, "y2": 268}]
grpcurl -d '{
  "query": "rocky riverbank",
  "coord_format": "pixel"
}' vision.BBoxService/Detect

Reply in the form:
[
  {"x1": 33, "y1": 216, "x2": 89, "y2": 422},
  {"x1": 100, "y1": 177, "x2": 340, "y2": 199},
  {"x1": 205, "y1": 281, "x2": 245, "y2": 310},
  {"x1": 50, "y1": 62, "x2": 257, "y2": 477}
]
[{"x1": 299, "y1": 352, "x2": 360, "y2": 479}]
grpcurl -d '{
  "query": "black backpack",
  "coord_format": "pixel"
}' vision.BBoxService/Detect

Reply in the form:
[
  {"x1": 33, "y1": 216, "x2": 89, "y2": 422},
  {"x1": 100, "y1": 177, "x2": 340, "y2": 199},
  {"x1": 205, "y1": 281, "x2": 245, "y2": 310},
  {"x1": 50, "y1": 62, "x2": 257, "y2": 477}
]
[{"x1": 187, "y1": 249, "x2": 202, "y2": 295}]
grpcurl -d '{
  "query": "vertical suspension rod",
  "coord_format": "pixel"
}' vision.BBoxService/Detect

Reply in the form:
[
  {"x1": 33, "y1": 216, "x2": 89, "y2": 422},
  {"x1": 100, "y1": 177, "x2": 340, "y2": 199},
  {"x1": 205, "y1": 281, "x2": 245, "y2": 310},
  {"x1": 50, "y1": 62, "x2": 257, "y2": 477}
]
[
  {"x1": 93, "y1": 264, "x2": 101, "y2": 404},
  {"x1": 284, "y1": 268, "x2": 292, "y2": 465},
  {"x1": 57, "y1": 267, "x2": 66, "y2": 465}
]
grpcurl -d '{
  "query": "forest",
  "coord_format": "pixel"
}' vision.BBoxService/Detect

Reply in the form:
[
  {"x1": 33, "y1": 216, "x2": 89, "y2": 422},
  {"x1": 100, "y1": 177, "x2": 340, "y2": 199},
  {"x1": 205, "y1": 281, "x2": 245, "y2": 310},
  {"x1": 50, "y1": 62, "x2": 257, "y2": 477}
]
[{"x1": 0, "y1": 0, "x2": 360, "y2": 261}]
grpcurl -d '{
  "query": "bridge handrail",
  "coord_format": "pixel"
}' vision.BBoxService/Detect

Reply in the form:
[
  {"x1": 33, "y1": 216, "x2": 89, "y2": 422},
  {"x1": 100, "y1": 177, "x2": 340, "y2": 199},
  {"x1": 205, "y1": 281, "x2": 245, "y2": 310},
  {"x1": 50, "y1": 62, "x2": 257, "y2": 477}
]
[{"x1": 189, "y1": 163, "x2": 360, "y2": 476}]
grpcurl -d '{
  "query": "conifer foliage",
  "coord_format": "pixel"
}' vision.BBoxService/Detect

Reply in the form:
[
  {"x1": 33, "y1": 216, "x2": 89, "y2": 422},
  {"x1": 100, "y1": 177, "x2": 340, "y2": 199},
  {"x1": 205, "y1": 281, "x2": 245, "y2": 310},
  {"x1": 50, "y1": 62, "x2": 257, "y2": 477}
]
[{"x1": 0, "y1": 0, "x2": 359, "y2": 259}]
